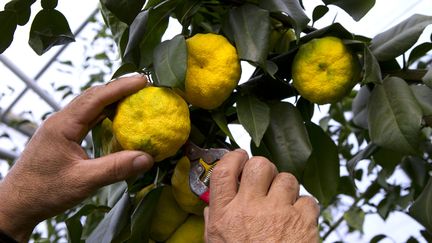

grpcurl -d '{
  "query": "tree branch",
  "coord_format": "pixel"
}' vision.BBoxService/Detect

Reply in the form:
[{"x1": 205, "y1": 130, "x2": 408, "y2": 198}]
[{"x1": 383, "y1": 69, "x2": 428, "y2": 83}]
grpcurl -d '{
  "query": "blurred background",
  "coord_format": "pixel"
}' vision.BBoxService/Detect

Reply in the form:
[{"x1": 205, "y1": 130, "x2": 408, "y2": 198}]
[{"x1": 1, "y1": 0, "x2": 431, "y2": 242}]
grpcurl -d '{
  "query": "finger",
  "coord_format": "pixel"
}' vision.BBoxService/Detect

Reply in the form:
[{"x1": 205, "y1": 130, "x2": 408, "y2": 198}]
[
  {"x1": 210, "y1": 149, "x2": 248, "y2": 210},
  {"x1": 237, "y1": 156, "x2": 277, "y2": 198},
  {"x1": 204, "y1": 207, "x2": 209, "y2": 242},
  {"x1": 58, "y1": 74, "x2": 148, "y2": 142},
  {"x1": 267, "y1": 172, "x2": 299, "y2": 204},
  {"x1": 293, "y1": 196, "x2": 320, "y2": 225},
  {"x1": 80, "y1": 150, "x2": 154, "y2": 188}
]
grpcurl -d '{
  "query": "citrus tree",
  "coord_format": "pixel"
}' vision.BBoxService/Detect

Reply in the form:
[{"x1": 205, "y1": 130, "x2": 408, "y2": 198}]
[{"x1": 1, "y1": 0, "x2": 432, "y2": 242}]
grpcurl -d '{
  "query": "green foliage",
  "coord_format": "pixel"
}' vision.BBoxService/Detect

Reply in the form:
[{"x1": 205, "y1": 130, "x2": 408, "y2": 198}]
[
  {"x1": 29, "y1": 9, "x2": 75, "y2": 55},
  {"x1": 259, "y1": 0, "x2": 309, "y2": 36},
  {"x1": 323, "y1": 0, "x2": 375, "y2": 21},
  {"x1": 229, "y1": 4, "x2": 270, "y2": 68},
  {"x1": 100, "y1": 0, "x2": 146, "y2": 25},
  {"x1": 344, "y1": 206, "x2": 365, "y2": 232},
  {"x1": 2, "y1": 0, "x2": 432, "y2": 241},
  {"x1": 370, "y1": 14, "x2": 432, "y2": 61},
  {"x1": 410, "y1": 177, "x2": 432, "y2": 233},
  {"x1": 253, "y1": 102, "x2": 312, "y2": 179},
  {"x1": 153, "y1": 35, "x2": 187, "y2": 89},
  {"x1": 0, "y1": 11, "x2": 17, "y2": 53},
  {"x1": 129, "y1": 187, "x2": 163, "y2": 242},
  {"x1": 86, "y1": 193, "x2": 132, "y2": 243},
  {"x1": 303, "y1": 122, "x2": 340, "y2": 206},
  {"x1": 312, "y1": 5, "x2": 329, "y2": 26},
  {"x1": 236, "y1": 94, "x2": 270, "y2": 147},
  {"x1": 368, "y1": 77, "x2": 423, "y2": 154}
]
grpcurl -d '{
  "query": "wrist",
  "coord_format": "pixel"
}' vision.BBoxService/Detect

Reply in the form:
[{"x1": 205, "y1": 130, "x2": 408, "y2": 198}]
[{"x1": 0, "y1": 180, "x2": 36, "y2": 242}]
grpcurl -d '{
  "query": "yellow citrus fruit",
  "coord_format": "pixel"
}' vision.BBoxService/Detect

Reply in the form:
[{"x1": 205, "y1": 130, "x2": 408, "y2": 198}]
[
  {"x1": 171, "y1": 156, "x2": 206, "y2": 215},
  {"x1": 166, "y1": 215, "x2": 205, "y2": 243},
  {"x1": 292, "y1": 36, "x2": 360, "y2": 104},
  {"x1": 112, "y1": 86, "x2": 191, "y2": 161},
  {"x1": 149, "y1": 186, "x2": 188, "y2": 240},
  {"x1": 150, "y1": 186, "x2": 189, "y2": 242},
  {"x1": 135, "y1": 183, "x2": 155, "y2": 203},
  {"x1": 269, "y1": 28, "x2": 296, "y2": 54},
  {"x1": 185, "y1": 33, "x2": 241, "y2": 110}
]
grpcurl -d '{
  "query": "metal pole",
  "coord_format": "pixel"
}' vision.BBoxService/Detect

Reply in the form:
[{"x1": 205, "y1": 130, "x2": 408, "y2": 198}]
[
  {"x1": 1, "y1": 112, "x2": 38, "y2": 137},
  {"x1": 0, "y1": 55, "x2": 62, "y2": 111},
  {"x1": 0, "y1": 8, "x2": 100, "y2": 121},
  {"x1": 0, "y1": 147, "x2": 19, "y2": 161}
]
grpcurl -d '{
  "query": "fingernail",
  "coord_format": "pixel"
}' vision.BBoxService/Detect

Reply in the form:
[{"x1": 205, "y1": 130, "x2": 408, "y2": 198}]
[
  {"x1": 132, "y1": 73, "x2": 146, "y2": 77},
  {"x1": 234, "y1": 148, "x2": 248, "y2": 156},
  {"x1": 133, "y1": 154, "x2": 154, "y2": 171}
]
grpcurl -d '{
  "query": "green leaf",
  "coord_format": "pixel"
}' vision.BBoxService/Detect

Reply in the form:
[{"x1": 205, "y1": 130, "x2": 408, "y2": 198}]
[
  {"x1": 408, "y1": 42, "x2": 432, "y2": 67},
  {"x1": 323, "y1": 0, "x2": 375, "y2": 21},
  {"x1": 144, "y1": 0, "x2": 165, "y2": 10},
  {"x1": 370, "y1": 234, "x2": 387, "y2": 243},
  {"x1": 237, "y1": 75, "x2": 296, "y2": 101},
  {"x1": 107, "y1": 182, "x2": 129, "y2": 207},
  {"x1": 153, "y1": 35, "x2": 187, "y2": 89},
  {"x1": 129, "y1": 187, "x2": 163, "y2": 242},
  {"x1": 420, "y1": 230, "x2": 432, "y2": 242},
  {"x1": 312, "y1": 5, "x2": 329, "y2": 26},
  {"x1": 409, "y1": 177, "x2": 432, "y2": 233},
  {"x1": 423, "y1": 68, "x2": 432, "y2": 89},
  {"x1": 41, "y1": 0, "x2": 58, "y2": 9},
  {"x1": 99, "y1": 3, "x2": 129, "y2": 54},
  {"x1": 174, "y1": 0, "x2": 202, "y2": 26},
  {"x1": 303, "y1": 122, "x2": 340, "y2": 206},
  {"x1": 91, "y1": 121, "x2": 103, "y2": 158},
  {"x1": 296, "y1": 97, "x2": 314, "y2": 122},
  {"x1": 344, "y1": 206, "x2": 365, "y2": 232},
  {"x1": 411, "y1": 85, "x2": 432, "y2": 116},
  {"x1": 0, "y1": 11, "x2": 17, "y2": 53},
  {"x1": 125, "y1": 1, "x2": 175, "y2": 68},
  {"x1": 229, "y1": 4, "x2": 270, "y2": 67},
  {"x1": 347, "y1": 143, "x2": 379, "y2": 175},
  {"x1": 363, "y1": 181, "x2": 381, "y2": 200},
  {"x1": 236, "y1": 95, "x2": 270, "y2": 147},
  {"x1": 370, "y1": 14, "x2": 432, "y2": 61},
  {"x1": 257, "y1": 101, "x2": 312, "y2": 179},
  {"x1": 4, "y1": 0, "x2": 35, "y2": 26},
  {"x1": 338, "y1": 176, "x2": 357, "y2": 197},
  {"x1": 368, "y1": 77, "x2": 423, "y2": 154},
  {"x1": 352, "y1": 86, "x2": 371, "y2": 129},
  {"x1": 111, "y1": 63, "x2": 138, "y2": 79},
  {"x1": 373, "y1": 147, "x2": 404, "y2": 175},
  {"x1": 28, "y1": 9, "x2": 75, "y2": 55},
  {"x1": 250, "y1": 139, "x2": 272, "y2": 159},
  {"x1": 259, "y1": 0, "x2": 310, "y2": 35},
  {"x1": 100, "y1": 0, "x2": 146, "y2": 25},
  {"x1": 377, "y1": 190, "x2": 398, "y2": 219},
  {"x1": 407, "y1": 237, "x2": 421, "y2": 243},
  {"x1": 300, "y1": 23, "x2": 354, "y2": 42},
  {"x1": 362, "y1": 45, "x2": 382, "y2": 84},
  {"x1": 86, "y1": 193, "x2": 131, "y2": 243},
  {"x1": 211, "y1": 110, "x2": 238, "y2": 146},
  {"x1": 401, "y1": 156, "x2": 430, "y2": 196},
  {"x1": 65, "y1": 204, "x2": 110, "y2": 243}
]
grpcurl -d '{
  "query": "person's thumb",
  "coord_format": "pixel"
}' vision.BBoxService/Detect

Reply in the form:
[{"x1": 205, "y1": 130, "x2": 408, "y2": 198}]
[
  {"x1": 204, "y1": 206, "x2": 209, "y2": 242},
  {"x1": 83, "y1": 150, "x2": 154, "y2": 188}
]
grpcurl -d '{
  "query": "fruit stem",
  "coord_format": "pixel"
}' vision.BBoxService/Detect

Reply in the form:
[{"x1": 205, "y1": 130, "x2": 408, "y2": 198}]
[{"x1": 383, "y1": 69, "x2": 427, "y2": 83}]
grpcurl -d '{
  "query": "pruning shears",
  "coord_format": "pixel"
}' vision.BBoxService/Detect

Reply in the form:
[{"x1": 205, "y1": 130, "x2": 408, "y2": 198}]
[{"x1": 186, "y1": 142, "x2": 230, "y2": 204}]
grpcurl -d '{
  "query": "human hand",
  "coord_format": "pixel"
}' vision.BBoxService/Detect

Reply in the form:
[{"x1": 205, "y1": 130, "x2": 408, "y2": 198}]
[
  {"x1": 204, "y1": 150, "x2": 320, "y2": 243},
  {"x1": 0, "y1": 75, "x2": 154, "y2": 242}
]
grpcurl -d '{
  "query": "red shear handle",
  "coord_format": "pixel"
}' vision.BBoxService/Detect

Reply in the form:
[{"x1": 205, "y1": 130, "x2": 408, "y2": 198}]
[{"x1": 200, "y1": 190, "x2": 210, "y2": 204}]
